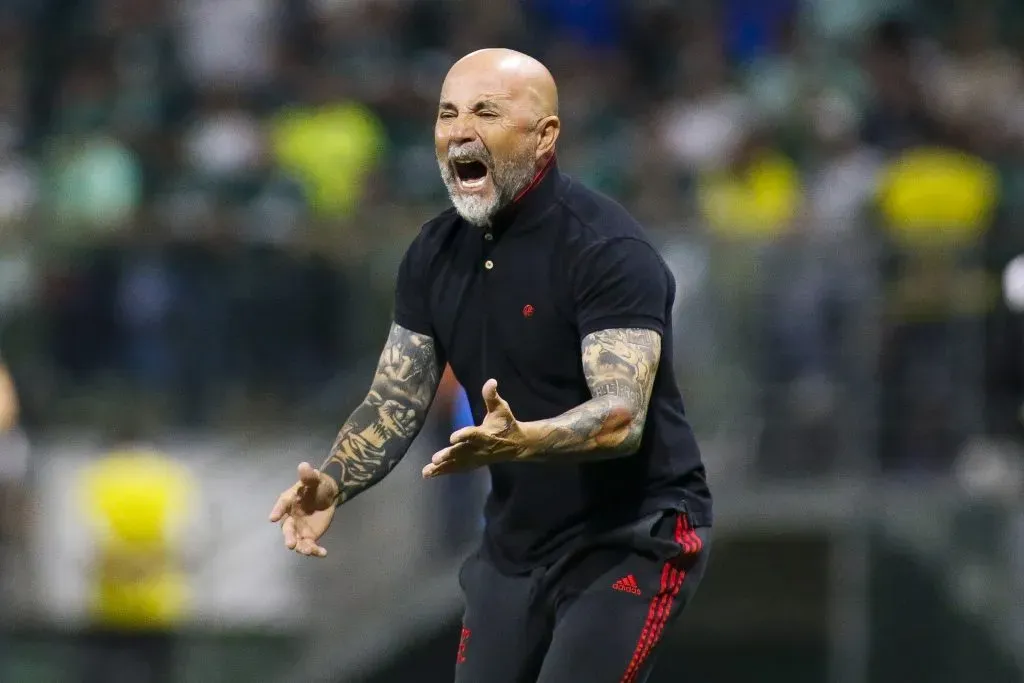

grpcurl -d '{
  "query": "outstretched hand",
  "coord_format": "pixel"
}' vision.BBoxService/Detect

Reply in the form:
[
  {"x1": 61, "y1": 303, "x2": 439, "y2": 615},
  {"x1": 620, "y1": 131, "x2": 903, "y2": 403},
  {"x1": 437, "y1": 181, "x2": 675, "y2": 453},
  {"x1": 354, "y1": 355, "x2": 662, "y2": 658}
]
[
  {"x1": 268, "y1": 462, "x2": 339, "y2": 558},
  {"x1": 423, "y1": 379, "x2": 529, "y2": 478}
]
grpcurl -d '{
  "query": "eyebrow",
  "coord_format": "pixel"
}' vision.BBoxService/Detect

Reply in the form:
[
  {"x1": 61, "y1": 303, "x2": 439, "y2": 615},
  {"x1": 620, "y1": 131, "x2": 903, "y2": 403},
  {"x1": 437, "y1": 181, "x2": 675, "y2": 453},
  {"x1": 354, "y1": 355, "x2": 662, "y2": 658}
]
[{"x1": 438, "y1": 99, "x2": 507, "y2": 111}]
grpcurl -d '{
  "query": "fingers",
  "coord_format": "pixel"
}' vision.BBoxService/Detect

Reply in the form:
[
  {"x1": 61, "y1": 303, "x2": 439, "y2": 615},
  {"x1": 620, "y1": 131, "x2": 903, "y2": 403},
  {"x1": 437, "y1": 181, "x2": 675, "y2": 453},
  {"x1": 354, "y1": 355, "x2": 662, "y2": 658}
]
[
  {"x1": 281, "y1": 516, "x2": 297, "y2": 549},
  {"x1": 423, "y1": 442, "x2": 473, "y2": 478},
  {"x1": 422, "y1": 461, "x2": 446, "y2": 478},
  {"x1": 295, "y1": 538, "x2": 328, "y2": 558},
  {"x1": 269, "y1": 462, "x2": 320, "y2": 523},
  {"x1": 481, "y1": 378, "x2": 501, "y2": 413},
  {"x1": 450, "y1": 426, "x2": 484, "y2": 445},
  {"x1": 297, "y1": 461, "x2": 321, "y2": 488},
  {"x1": 423, "y1": 458, "x2": 472, "y2": 478},
  {"x1": 280, "y1": 517, "x2": 328, "y2": 558},
  {"x1": 431, "y1": 442, "x2": 472, "y2": 465},
  {"x1": 268, "y1": 487, "x2": 298, "y2": 522}
]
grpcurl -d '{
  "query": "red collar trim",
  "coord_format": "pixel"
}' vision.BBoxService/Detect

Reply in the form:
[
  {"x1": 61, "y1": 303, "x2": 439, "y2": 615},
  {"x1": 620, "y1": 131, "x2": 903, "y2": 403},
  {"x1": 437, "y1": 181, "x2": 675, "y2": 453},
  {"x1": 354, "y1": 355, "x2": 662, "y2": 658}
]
[{"x1": 513, "y1": 155, "x2": 556, "y2": 204}]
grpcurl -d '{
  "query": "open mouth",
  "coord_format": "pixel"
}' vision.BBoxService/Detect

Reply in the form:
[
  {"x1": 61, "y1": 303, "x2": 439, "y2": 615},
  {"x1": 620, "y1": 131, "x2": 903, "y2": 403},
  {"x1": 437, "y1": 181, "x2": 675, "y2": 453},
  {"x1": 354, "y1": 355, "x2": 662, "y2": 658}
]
[{"x1": 453, "y1": 160, "x2": 490, "y2": 190}]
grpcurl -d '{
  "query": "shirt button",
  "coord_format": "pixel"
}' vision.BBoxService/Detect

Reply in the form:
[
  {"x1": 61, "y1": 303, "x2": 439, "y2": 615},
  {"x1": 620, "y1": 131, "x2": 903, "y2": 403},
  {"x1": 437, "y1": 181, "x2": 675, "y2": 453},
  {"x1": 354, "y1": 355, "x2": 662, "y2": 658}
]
[
  {"x1": 484, "y1": 232, "x2": 494, "y2": 241},
  {"x1": 484, "y1": 260, "x2": 494, "y2": 270}
]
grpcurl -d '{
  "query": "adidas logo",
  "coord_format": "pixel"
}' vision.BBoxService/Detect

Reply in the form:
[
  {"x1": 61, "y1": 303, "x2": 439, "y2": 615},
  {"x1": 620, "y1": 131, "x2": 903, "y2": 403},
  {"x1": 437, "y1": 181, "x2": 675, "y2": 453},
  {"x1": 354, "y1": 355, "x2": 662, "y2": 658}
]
[{"x1": 612, "y1": 574, "x2": 641, "y2": 595}]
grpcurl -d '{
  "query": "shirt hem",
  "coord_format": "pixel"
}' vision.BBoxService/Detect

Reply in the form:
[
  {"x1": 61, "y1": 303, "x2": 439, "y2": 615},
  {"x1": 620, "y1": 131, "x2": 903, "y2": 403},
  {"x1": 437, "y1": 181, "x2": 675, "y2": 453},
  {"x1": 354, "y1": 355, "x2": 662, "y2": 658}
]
[{"x1": 578, "y1": 315, "x2": 665, "y2": 339}]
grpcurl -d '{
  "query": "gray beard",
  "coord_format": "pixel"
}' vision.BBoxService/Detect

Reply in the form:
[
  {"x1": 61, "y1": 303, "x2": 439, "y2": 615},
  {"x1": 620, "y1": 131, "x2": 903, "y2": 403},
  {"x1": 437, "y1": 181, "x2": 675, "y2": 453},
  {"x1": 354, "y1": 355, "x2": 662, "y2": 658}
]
[{"x1": 438, "y1": 155, "x2": 537, "y2": 227}]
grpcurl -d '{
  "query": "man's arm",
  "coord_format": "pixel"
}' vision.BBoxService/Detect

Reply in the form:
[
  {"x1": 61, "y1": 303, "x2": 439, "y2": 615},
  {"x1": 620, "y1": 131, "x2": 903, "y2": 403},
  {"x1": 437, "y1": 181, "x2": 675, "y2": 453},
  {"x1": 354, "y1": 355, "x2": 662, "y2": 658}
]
[
  {"x1": 519, "y1": 327, "x2": 661, "y2": 461},
  {"x1": 321, "y1": 323, "x2": 442, "y2": 504}
]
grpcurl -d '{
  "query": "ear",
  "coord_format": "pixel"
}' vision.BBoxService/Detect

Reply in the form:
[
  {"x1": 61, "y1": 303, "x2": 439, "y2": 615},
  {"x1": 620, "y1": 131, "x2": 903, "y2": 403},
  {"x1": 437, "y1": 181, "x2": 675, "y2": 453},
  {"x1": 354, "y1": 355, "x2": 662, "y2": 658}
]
[{"x1": 535, "y1": 116, "x2": 560, "y2": 160}]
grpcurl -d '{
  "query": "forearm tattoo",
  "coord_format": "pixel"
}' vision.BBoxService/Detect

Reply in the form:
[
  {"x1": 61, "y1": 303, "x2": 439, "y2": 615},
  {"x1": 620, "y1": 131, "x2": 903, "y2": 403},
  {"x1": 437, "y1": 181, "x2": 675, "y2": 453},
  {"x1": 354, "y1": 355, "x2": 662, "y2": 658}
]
[
  {"x1": 530, "y1": 328, "x2": 661, "y2": 459},
  {"x1": 323, "y1": 323, "x2": 441, "y2": 504}
]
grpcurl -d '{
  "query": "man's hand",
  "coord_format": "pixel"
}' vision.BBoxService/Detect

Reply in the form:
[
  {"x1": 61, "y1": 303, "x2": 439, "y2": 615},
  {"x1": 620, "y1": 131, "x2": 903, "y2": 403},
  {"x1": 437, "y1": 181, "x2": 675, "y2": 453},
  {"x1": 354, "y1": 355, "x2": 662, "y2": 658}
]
[
  {"x1": 423, "y1": 379, "x2": 527, "y2": 478},
  {"x1": 268, "y1": 462, "x2": 339, "y2": 558}
]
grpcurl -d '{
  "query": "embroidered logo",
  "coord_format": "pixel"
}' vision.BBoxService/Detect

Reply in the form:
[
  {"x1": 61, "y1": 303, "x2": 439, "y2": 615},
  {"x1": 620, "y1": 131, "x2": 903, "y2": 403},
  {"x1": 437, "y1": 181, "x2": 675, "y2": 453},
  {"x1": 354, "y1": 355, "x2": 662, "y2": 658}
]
[{"x1": 612, "y1": 574, "x2": 642, "y2": 595}]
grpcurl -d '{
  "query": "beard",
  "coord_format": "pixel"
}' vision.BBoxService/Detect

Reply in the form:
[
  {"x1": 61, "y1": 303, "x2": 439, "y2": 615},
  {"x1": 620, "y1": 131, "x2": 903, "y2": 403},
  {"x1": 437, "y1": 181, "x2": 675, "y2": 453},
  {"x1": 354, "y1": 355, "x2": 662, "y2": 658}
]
[{"x1": 438, "y1": 142, "x2": 537, "y2": 227}]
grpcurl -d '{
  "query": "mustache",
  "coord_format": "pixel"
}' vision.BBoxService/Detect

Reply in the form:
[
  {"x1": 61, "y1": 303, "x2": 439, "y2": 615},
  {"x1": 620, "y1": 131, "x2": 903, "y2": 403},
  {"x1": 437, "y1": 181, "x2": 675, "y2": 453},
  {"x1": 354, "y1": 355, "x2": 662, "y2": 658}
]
[{"x1": 447, "y1": 144, "x2": 491, "y2": 164}]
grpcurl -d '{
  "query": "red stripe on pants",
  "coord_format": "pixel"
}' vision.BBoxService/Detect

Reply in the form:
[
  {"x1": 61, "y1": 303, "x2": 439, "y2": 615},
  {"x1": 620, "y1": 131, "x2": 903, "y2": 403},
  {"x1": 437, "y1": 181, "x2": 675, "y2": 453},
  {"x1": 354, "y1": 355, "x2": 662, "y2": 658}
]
[{"x1": 618, "y1": 514, "x2": 694, "y2": 683}]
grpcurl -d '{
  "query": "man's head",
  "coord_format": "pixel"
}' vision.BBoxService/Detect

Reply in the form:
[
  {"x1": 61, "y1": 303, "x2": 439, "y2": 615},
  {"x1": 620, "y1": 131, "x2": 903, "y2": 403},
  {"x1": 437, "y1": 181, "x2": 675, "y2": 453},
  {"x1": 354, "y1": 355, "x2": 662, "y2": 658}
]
[{"x1": 436, "y1": 49, "x2": 560, "y2": 226}]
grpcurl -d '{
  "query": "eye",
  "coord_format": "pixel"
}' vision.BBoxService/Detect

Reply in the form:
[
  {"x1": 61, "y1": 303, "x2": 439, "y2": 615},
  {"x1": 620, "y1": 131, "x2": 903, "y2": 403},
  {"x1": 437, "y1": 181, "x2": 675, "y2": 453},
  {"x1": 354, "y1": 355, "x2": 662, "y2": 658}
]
[
  {"x1": 477, "y1": 111, "x2": 498, "y2": 119},
  {"x1": 438, "y1": 111, "x2": 456, "y2": 120}
]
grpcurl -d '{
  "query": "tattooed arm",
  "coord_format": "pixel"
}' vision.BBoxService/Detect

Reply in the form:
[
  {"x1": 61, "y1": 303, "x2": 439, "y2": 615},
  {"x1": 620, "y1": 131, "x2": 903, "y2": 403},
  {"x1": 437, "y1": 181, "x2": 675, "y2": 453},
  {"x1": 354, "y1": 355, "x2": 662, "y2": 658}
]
[
  {"x1": 422, "y1": 328, "x2": 660, "y2": 478},
  {"x1": 519, "y1": 328, "x2": 661, "y2": 461},
  {"x1": 320, "y1": 323, "x2": 442, "y2": 505}
]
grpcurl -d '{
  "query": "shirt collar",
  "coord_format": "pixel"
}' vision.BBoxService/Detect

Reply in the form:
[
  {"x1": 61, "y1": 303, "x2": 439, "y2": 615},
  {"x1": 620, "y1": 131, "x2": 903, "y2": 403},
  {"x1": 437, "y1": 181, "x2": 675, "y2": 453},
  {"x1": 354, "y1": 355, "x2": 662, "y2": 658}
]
[{"x1": 488, "y1": 155, "x2": 563, "y2": 236}]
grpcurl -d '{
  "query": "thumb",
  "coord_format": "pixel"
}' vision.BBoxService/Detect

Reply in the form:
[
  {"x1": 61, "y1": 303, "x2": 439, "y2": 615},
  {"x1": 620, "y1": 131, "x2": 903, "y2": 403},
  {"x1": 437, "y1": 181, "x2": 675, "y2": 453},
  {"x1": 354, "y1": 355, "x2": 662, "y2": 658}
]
[
  {"x1": 297, "y1": 462, "x2": 321, "y2": 489},
  {"x1": 482, "y1": 379, "x2": 503, "y2": 414}
]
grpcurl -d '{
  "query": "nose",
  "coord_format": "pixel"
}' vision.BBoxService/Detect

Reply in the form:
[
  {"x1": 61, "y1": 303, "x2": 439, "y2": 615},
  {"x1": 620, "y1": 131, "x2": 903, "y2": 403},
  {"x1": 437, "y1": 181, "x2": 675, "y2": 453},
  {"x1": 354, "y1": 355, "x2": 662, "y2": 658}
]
[{"x1": 447, "y1": 117, "x2": 477, "y2": 146}]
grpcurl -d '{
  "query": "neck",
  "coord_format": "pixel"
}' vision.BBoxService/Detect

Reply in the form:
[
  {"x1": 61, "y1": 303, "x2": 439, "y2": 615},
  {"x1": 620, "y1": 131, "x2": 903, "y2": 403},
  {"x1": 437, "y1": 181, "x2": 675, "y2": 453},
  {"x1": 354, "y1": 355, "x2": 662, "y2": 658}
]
[{"x1": 513, "y1": 154, "x2": 556, "y2": 204}]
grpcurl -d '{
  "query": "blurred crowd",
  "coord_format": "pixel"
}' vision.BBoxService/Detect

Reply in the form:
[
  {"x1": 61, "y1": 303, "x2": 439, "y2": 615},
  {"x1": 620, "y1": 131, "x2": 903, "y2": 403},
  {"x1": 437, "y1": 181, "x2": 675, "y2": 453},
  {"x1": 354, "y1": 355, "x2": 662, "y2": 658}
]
[
  {"x1": 0, "y1": 0, "x2": 1022, "y2": 479},
  {"x1": 1, "y1": 1, "x2": 1024, "y2": 680}
]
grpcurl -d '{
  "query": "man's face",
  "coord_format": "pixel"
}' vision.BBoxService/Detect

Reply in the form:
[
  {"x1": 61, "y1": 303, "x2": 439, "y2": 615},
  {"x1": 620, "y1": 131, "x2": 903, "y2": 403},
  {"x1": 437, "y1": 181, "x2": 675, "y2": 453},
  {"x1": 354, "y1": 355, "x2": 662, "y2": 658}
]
[{"x1": 435, "y1": 71, "x2": 539, "y2": 226}]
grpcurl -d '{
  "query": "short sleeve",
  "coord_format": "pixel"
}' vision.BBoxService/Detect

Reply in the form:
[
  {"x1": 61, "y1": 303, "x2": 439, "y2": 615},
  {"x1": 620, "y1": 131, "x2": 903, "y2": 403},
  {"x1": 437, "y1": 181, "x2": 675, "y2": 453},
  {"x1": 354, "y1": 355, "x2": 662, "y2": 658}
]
[
  {"x1": 393, "y1": 233, "x2": 434, "y2": 337},
  {"x1": 573, "y1": 238, "x2": 670, "y2": 338}
]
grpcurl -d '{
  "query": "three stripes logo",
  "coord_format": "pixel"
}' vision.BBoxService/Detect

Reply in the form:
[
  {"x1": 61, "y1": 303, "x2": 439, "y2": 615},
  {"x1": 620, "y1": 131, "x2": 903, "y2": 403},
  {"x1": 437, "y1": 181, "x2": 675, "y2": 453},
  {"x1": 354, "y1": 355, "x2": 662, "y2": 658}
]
[
  {"x1": 456, "y1": 627, "x2": 471, "y2": 664},
  {"x1": 612, "y1": 574, "x2": 642, "y2": 595}
]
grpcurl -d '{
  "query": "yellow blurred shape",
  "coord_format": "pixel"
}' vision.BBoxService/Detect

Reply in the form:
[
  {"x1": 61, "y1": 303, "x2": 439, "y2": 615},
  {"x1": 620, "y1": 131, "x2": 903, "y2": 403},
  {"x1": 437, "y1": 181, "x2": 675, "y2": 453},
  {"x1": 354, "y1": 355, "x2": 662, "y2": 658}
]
[
  {"x1": 78, "y1": 449, "x2": 195, "y2": 629},
  {"x1": 270, "y1": 102, "x2": 387, "y2": 217},
  {"x1": 877, "y1": 147, "x2": 998, "y2": 247},
  {"x1": 698, "y1": 151, "x2": 802, "y2": 240}
]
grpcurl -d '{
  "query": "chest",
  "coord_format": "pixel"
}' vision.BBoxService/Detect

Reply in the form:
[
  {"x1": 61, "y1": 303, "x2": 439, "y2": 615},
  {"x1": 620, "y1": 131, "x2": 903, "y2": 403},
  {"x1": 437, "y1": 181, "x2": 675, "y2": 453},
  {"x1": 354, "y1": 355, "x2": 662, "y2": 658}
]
[{"x1": 428, "y1": 233, "x2": 584, "y2": 392}]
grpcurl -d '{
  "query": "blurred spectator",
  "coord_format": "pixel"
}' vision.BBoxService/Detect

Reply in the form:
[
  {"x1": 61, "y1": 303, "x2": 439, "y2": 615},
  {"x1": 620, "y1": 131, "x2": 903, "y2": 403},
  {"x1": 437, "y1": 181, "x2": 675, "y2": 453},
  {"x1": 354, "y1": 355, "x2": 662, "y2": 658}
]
[
  {"x1": 182, "y1": 88, "x2": 265, "y2": 185},
  {"x1": 803, "y1": 89, "x2": 882, "y2": 236},
  {"x1": 876, "y1": 146, "x2": 999, "y2": 471},
  {"x1": 659, "y1": 23, "x2": 751, "y2": 175},
  {"x1": 269, "y1": 75, "x2": 386, "y2": 217},
  {"x1": 116, "y1": 225, "x2": 175, "y2": 406},
  {"x1": 697, "y1": 124, "x2": 802, "y2": 242},
  {"x1": 742, "y1": 10, "x2": 806, "y2": 125},
  {"x1": 45, "y1": 128, "x2": 142, "y2": 241},
  {"x1": 0, "y1": 354, "x2": 29, "y2": 630},
  {"x1": 177, "y1": 0, "x2": 277, "y2": 90},
  {"x1": 0, "y1": 0, "x2": 1019, "y2": 483},
  {"x1": 922, "y1": 7, "x2": 1022, "y2": 150},
  {"x1": 860, "y1": 17, "x2": 941, "y2": 152},
  {"x1": 754, "y1": 89, "x2": 883, "y2": 476},
  {"x1": 75, "y1": 427, "x2": 197, "y2": 683},
  {"x1": 0, "y1": 356, "x2": 19, "y2": 433}
]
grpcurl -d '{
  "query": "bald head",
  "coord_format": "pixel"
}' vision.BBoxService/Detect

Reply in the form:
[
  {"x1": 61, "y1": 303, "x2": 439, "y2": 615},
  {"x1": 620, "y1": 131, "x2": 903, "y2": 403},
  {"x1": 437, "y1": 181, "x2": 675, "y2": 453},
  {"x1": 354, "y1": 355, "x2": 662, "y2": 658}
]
[
  {"x1": 445, "y1": 48, "x2": 559, "y2": 119},
  {"x1": 435, "y1": 49, "x2": 561, "y2": 226}
]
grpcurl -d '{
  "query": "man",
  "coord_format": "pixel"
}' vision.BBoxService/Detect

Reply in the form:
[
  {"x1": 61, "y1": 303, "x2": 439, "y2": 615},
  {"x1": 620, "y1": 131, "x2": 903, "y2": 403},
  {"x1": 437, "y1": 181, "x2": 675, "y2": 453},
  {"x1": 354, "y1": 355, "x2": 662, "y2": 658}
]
[{"x1": 269, "y1": 48, "x2": 713, "y2": 682}]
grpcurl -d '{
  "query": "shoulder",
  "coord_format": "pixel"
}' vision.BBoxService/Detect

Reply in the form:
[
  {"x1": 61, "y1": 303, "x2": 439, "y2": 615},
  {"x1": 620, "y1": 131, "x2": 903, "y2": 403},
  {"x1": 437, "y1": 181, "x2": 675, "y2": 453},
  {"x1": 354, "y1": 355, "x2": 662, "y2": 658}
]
[
  {"x1": 556, "y1": 177, "x2": 655, "y2": 250},
  {"x1": 411, "y1": 206, "x2": 461, "y2": 247},
  {"x1": 401, "y1": 207, "x2": 461, "y2": 268},
  {"x1": 556, "y1": 178, "x2": 666, "y2": 268}
]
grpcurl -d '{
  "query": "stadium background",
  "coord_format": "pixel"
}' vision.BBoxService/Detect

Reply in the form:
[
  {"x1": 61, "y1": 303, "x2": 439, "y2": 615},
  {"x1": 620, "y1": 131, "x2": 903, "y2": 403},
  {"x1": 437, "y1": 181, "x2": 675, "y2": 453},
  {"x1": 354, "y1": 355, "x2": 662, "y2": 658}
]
[{"x1": 0, "y1": 0, "x2": 1023, "y2": 681}]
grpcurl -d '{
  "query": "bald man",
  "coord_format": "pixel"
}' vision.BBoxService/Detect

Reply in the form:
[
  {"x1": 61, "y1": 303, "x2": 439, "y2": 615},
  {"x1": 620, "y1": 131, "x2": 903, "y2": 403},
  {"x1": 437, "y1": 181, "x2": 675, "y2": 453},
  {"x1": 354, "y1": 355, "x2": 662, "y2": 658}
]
[{"x1": 270, "y1": 49, "x2": 713, "y2": 682}]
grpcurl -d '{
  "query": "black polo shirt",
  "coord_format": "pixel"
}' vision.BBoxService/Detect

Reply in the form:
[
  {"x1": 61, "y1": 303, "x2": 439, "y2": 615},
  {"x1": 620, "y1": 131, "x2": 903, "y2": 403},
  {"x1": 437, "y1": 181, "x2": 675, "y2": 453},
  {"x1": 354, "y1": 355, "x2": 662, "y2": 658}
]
[{"x1": 395, "y1": 162, "x2": 712, "y2": 572}]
